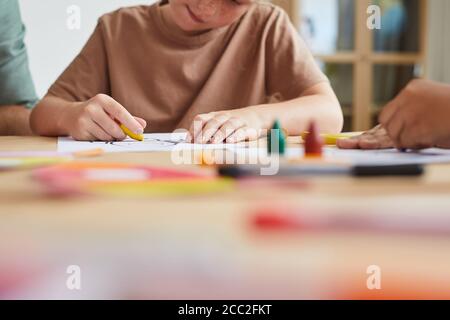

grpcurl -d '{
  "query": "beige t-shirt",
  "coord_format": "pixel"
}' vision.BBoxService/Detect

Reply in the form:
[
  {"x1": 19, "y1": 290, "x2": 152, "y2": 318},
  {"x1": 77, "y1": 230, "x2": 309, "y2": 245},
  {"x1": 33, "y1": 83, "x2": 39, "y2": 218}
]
[{"x1": 47, "y1": 1, "x2": 328, "y2": 132}]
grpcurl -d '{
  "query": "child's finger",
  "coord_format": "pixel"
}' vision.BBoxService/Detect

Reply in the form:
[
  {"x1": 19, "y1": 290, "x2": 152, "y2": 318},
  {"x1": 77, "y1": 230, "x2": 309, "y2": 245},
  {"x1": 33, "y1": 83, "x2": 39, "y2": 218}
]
[
  {"x1": 90, "y1": 107, "x2": 126, "y2": 140},
  {"x1": 74, "y1": 132, "x2": 97, "y2": 142},
  {"x1": 212, "y1": 118, "x2": 244, "y2": 144},
  {"x1": 188, "y1": 113, "x2": 215, "y2": 143},
  {"x1": 97, "y1": 95, "x2": 143, "y2": 135},
  {"x1": 185, "y1": 132, "x2": 193, "y2": 143},
  {"x1": 134, "y1": 117, "x2": 147, "y2": 130},
  {"x1": 87, "y1": 122, "x2": 114, "y2": 141},
  {"x1": 245, "y1": 127, "x2": 260, "y2": 141},
  {"x1": 226, "y1": 127, "x2": 251, "y2": 143},
  {"x1": 199, "y1": 115, "x2": 230, "y2": 143}
]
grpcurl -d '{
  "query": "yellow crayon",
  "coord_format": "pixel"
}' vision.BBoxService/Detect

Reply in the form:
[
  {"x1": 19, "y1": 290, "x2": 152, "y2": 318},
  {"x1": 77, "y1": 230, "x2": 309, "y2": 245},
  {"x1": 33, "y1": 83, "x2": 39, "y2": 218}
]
[
  {"x1": 301, "y1": 132, "x2": 363, "y2": 145},
  {"x1": 120, "y1": 124, "x2": 144, "y2": 141}
]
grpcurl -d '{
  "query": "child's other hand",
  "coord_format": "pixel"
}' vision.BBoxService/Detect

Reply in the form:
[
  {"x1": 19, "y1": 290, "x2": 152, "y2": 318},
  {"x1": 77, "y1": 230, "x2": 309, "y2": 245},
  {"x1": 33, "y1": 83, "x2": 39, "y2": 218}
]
[
  {"x1": 379, "y1": 79, "x2": 450, "y2": 150},
  {"x1": 63, "y1": 94, "x2": 146, "y2": 141},
  {"x1": 186, "y1": 110, "x2": 263, "y2": 144},
  {"x1": 336, "y1": 125, "x2": 394, "y2": 149}
]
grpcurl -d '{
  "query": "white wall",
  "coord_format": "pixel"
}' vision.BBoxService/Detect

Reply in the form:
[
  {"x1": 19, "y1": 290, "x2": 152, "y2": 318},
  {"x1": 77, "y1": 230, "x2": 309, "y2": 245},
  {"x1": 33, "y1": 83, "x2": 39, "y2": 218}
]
[{"x1": 19, "y1": 0, "x2": 157, "y2": 97}]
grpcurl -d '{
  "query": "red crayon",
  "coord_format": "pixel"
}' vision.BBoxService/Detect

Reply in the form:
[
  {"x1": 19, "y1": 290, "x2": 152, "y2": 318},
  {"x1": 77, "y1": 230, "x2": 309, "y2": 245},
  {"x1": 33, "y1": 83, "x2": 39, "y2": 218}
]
[{"x1": 304, "y1": 122, "x2": 324, "y2": 157}]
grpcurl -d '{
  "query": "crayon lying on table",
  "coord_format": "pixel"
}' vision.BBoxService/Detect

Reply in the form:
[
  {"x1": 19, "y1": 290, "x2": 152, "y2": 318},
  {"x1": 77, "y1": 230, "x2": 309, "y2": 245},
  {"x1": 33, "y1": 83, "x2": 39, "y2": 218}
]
[
  {"x1": 301, "y1": 132, "x2": 363, "y2": 145},
  {"x1": 218, "y1": 163, "x2": 424, "y2": 178}
]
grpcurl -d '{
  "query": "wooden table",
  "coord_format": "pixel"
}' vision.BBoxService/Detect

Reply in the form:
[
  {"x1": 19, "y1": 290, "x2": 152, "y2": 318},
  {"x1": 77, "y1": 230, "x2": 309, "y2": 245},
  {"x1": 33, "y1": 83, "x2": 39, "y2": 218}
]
[{"x1": 1, "y1": 136, "x2": 450, "y2": 299}]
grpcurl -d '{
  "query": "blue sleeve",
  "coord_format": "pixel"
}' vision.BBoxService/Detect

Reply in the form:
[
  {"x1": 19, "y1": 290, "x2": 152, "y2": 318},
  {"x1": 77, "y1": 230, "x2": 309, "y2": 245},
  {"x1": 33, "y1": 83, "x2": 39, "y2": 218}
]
[{"x1": 0, "y1": 0, "x2": 38, "y2": 108}]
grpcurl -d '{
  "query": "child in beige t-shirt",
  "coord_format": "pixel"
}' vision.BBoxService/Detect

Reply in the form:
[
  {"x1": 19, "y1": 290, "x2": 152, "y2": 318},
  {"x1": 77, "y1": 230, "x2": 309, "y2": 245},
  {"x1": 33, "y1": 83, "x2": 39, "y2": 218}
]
[{"x1": 31, "y1": 0, "x2": 343, "y2": 143}]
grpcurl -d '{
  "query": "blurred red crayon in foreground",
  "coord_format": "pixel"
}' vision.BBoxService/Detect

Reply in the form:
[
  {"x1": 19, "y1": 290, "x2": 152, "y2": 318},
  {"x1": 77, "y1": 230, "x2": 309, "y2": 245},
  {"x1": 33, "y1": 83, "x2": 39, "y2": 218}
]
[{"x1": 251, "y1": 207, "x2": 450, "y2": 236}]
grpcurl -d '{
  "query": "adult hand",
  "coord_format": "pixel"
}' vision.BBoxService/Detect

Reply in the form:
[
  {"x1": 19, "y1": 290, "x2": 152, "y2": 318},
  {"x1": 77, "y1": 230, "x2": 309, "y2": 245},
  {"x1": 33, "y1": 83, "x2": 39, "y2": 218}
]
[
  {"x1": 379, "y1": 79, "x2": 450, "y2": 149},
  {"x1": 337, "y1": 124, "x2": 394, "y2": 149}
]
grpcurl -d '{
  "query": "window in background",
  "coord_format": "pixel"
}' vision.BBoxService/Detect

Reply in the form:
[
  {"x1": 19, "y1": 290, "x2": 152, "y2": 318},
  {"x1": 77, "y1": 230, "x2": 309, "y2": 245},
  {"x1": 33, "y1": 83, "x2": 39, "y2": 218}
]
[
  {"x1": 324, "y1": 63, "x2": 354, "y2": 131},
  {"x1": 300, "y1": 0, "x2": 354, "y2": 55},
  {"x1": 272, "y1": 0, "x2": 427, "y2": 131},
  {"x1": 373, "y1": 0, "x2": 420, "y2": 52}
]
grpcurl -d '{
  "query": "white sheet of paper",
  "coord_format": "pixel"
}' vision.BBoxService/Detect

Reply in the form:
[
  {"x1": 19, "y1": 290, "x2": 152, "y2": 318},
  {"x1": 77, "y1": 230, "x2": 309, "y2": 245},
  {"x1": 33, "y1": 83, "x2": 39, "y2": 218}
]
[
  {"x1": 285, "y1": 147, "x2": 450, "y2": 165},
  {"x1": 58, "y1": 133, "x2": 450, "y2": 165},
  {"x1": 57, "y1": 132, "x2": 247, "y2": 153}
]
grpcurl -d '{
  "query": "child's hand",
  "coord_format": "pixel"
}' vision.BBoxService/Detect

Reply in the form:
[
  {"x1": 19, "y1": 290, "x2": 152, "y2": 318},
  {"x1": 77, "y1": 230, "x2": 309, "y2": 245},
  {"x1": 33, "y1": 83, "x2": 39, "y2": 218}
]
[
  {"x1": 186, "y1": 109, "x2": 264, "y2": 144},
  {"x1": 379, "y1": 79, "x2": 450, "y2": 149},
  {"x1": 337, "y1": 125, "x2": 394, "y2": 149},
  {"x1": 62, "y1": 94, "x2": 146, "y2": 141}
]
